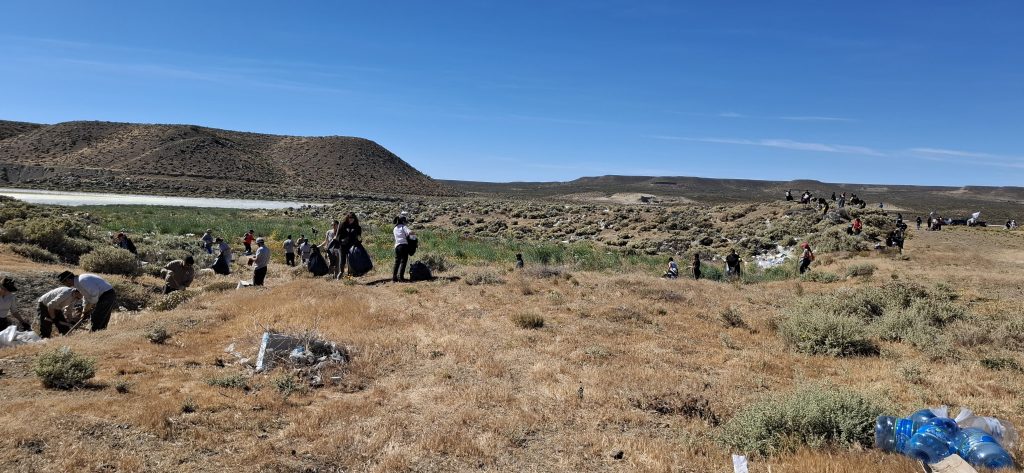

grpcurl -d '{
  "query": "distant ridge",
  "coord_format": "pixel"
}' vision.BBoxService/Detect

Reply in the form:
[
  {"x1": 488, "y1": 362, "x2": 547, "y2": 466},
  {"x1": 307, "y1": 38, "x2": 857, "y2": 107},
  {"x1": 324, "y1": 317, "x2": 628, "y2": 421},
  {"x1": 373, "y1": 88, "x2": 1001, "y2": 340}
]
[{"x1": 0, "y1": 120, "x2": 451, "y2": 199}]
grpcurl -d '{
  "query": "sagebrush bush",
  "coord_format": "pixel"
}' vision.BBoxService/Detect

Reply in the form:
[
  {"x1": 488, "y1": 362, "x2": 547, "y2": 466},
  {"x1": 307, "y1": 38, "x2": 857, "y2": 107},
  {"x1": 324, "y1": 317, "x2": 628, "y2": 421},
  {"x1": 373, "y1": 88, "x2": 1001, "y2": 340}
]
[
  {"x1": 146, "y1": 326, "x2": 170, "y2": 344},
  {"x1": 464, "y1": 270, "x2": 505, "y2": 286},
  {"x1": 109, "y1": 280, "x2": 153, "y2": 311},
  {"x1": 203, "y1": 281, "x2": 238, "y2": 293},
  {"x1": 34, "y1": 347, "x2": 96, "y2": 390},
  {"x1": 511, "y1": 313, "x2": 544, "y2": 329},
  {"x1": 6, "y1": 243, "x2": 59, "y2": 263},
  {"x1": 718, "y1": 384, "x2": 885, "y2": 457},
  {"x1": 845, "y1": 263, "x2": 876, "y2": 278},
  {"x1": 777, "y1": 311, "x2": 877, "y2": 356},
  {"x1": 152, "y1": 290, "x2": 194, "y2": 311},
  {"x1": 800, "y1": 271, "x2": 840, "y2": 283},
  {"x1": 207, "y1": 373, "x2": 249, "y2": 389},
  {"x1": 80, "y1": 247, "x2": 139, "y2": 276},
  {"x1": 419, "y1": 253, "x2": 452, "y2": 273}
]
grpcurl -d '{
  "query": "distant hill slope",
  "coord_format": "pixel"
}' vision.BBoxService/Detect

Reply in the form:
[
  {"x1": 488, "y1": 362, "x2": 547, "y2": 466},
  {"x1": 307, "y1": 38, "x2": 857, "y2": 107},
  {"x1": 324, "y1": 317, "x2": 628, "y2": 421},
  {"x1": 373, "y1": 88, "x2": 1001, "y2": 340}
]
[
  {"x1": 445, "y1": 176, "x2": 1024, "y2": 221},
  {"x1": 0, "y1": 120, "x2": 451, "y2": 198}
]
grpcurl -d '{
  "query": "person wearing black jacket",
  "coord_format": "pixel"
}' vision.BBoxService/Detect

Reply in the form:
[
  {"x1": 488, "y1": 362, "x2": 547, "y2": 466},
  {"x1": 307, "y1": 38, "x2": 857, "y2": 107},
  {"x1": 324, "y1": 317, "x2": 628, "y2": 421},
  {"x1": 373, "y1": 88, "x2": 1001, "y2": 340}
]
[{"x1": 332, "y1": 213, "x2": 362, "y2": 279}]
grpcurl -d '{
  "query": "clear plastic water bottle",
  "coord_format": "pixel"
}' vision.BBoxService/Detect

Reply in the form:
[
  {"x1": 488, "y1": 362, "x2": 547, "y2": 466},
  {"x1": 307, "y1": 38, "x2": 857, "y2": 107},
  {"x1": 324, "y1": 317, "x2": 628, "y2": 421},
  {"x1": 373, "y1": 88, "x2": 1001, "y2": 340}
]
[
  {"x1": 875, "y1": 416, "x2": 917, "y2": 453},
  {"x1": 955, "y1": 428, "x2": 1015, "y2": 469},
  {"x1": 905, "y1": 417, "x2": 958, "y2": 464}
]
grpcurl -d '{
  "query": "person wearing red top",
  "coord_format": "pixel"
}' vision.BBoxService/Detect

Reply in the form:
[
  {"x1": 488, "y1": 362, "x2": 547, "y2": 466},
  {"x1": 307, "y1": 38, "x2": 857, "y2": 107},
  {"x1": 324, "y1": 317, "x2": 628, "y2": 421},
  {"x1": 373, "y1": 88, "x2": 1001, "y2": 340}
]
[{"x1": 242, "y1": 230, "x2": 255, "y2": 255}]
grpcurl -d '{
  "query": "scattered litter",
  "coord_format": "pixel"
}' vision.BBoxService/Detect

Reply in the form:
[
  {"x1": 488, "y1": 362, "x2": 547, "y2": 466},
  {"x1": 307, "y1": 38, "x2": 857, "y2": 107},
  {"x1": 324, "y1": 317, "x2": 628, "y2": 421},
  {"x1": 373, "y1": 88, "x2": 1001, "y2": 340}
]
[
  {"x1": 254, "y1": 331, "x2": 349, "y2": 385},
  {"x1": 0, "y1": 325, "x2": 44, "y2": 348},
  {"x1": 754, "y1": 246, "x2": 793, "y2": 269},
  {"x1": 875, "y1": 406, "x2": 1016, "y2": 469},
  {"x1": 732, "y1": 454, "x2": 749, "y2": 473}
]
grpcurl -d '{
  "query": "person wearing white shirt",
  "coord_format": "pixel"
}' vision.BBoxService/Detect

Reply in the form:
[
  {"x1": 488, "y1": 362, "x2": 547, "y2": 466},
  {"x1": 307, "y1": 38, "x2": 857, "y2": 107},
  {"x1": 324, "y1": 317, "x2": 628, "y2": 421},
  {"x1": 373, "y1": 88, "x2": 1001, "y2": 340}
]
[
  {"x1": 392, "y1": 215, "x2": 415, "y2": 282},
  {"x1": 58, "y1": 271, "x2": 117, "y2": 331},
  {"x1": 37, "y1": 286, "x2": 82, "y2": 338},
  {"x1": 0, "y1": 277, "x2": 28, "y2": 330},
  {"x1": 250, "y1": 237, "x2": 271, "y2": 286}
]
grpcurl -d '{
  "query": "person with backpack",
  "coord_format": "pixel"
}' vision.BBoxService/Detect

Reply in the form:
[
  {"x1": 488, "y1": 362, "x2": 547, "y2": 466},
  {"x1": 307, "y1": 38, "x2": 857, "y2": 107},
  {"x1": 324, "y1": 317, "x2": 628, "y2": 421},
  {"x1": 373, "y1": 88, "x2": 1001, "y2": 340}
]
[
  {"x1": 799, "y1": 242, "x2": 815, "y2": 274},
  {"x1": 692, "y1": 253, "x2": 701, "y2": 280},
  {"x1": 725, "y1": 249, "x2": 742, "y2": 280},
  {"x1": 663, "y1": 258, "x2": 679, "y2": 279},
  {"x1": 283, "y1": 235, "x2": 296, "y2": 267},
  {"x1": 392, "y1": 215, "x2": 415, "y2": 282},
  {"x1": 333, "y1": 213, "x2": 362, "y2": 278}
]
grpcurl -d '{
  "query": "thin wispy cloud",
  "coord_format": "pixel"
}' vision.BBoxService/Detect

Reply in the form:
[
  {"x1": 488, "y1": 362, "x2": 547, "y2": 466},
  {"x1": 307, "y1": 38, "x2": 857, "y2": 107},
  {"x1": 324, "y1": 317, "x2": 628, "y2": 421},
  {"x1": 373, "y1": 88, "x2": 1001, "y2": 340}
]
[
  {"x1": 908, "y1": 148, "x2": 1024, "y2": 169},
  {"x1": 777, "y1": 116, "x2": 857, "y2": 122},
  {"x1": 680, "y1": 111, "x2": 857, "y2": 122},
  {"x1": 652, "y1": 136, "x2": 886, "y2": 157}
]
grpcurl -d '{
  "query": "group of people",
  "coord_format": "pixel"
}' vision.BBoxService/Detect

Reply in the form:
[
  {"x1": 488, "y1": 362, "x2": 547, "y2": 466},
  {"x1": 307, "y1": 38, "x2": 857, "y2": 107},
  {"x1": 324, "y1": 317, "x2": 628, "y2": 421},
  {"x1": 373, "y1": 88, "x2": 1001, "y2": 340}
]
[
  {"x1": 0, "y1": 271, "x2": 118, "y2": 339},
  {"x1": 662, "y1": 244, "x2": 817, "y2": 281},
  {"x1": 786, "y1": 190, "x2": 868, "y2": 209}
]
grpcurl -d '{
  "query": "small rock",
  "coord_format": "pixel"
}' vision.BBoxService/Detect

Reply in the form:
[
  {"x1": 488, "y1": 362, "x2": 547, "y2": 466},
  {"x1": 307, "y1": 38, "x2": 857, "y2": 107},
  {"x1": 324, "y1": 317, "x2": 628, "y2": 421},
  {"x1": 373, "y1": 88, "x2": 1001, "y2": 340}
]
[{"x1": 611, "y1": 450, "x2": 624, "y2": 460}]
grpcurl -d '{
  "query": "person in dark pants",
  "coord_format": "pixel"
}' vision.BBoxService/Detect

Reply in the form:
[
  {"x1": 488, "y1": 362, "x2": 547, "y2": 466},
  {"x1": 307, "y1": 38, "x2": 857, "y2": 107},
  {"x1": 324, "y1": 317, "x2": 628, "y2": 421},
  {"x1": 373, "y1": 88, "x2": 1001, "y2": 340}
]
[
  {"x1": 283, "y1": 235, "x2": 296, "y2": 267},
  {"x1": 242, "y1": 230, "x2": 255, "y2": 255},
  {"x1": 392, "y1": 215, "x2": 415, "y2": 282},
  {"x1": 0, "y1": 277, "x2": 29, "y2": 330},
  {"x1": 334, "y1": 213, "x2": 362, "y2": 278},
  {"x1": 37, "y1": 286, "x2": 82, "y2": 338},
  {"x1": 162, "y1": 256, "x2": 195, "y2": 294},
  {"x1": 799, "y1": 243, "x2": 814, "y2": 274},
  {"x1": 251, "y1": 237, "x2": 270, "y2": 286},
  {"x1": 692, "y1": 253, "x2": 701, "y2": 280},
  {"x1": 58, "y1": 271, "x2": 116, "y2": 331},
  {"x1": 725, "y1": 249, "x2": 742, "y2": 280}
]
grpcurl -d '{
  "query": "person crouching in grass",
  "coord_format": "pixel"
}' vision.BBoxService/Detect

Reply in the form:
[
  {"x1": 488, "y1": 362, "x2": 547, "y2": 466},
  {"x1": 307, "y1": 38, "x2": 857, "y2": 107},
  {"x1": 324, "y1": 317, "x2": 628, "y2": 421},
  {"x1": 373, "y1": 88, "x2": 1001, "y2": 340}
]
[
  {"x1": 57, "y1": 271, "x2": 116, "y2": 331},
  {"x1": 37, "y1": 285, "x2": 82, "y2": 338}
]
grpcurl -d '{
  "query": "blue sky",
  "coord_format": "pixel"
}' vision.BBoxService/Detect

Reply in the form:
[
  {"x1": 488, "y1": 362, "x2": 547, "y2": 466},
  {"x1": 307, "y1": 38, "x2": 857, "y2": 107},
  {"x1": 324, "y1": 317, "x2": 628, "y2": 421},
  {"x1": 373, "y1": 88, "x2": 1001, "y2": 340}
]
[{"x1": 1, "y1": 1, "x2": 1022, "y2": 185}]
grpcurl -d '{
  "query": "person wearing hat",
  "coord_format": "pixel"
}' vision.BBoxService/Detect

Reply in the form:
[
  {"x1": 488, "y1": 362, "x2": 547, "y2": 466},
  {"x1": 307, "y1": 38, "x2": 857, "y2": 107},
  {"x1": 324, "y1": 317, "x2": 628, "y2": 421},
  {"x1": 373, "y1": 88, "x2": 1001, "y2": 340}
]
[
  {"x1": 58, "y1": 271, "x2": 116, "y2": 331},
  {"x1": 250, "y1": 237, "x2": 271, "y2": 286},
  {"x1": 162, "y1": 256, "x2": 196, "y2": 294},
  {"x1": 37, "y1": 285, "x2": 82, "y2": 338},
  {"x1": 799, "y1": 242, "x2": 815, "y2": 274},
  {"x1": 0, "y1": 277, "x2": 29, "y2": 330},
  {"x1": 201, "y1": 229, "x2": 214, "y2": 254}
]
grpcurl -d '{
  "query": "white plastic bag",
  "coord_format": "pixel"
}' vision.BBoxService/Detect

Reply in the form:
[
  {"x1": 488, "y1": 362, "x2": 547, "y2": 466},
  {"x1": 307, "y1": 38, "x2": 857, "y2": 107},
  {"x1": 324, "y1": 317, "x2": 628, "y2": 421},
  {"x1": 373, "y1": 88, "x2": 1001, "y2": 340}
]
[
  {"x1": 0, "y1": 325, "x2": 43, "y2": 348},
  {"x1": 955, "y1": 407, "x2": 1018, "y2": 448}
]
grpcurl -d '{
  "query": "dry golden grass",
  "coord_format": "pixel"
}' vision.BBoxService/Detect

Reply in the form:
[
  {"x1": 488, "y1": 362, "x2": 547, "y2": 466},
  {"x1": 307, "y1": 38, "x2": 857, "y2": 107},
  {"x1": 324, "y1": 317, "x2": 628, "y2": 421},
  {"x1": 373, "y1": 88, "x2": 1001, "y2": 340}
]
[{"x1": 0, "y1": 226, "x2": 1022, "y2": 471}]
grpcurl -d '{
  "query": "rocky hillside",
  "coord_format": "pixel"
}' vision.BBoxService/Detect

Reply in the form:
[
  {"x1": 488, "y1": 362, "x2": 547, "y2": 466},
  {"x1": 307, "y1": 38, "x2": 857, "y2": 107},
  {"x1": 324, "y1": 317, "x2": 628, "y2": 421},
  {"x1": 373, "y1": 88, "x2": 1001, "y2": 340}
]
[{"x1": 0, "y1": 120, "x2": 452, "y2": 198}]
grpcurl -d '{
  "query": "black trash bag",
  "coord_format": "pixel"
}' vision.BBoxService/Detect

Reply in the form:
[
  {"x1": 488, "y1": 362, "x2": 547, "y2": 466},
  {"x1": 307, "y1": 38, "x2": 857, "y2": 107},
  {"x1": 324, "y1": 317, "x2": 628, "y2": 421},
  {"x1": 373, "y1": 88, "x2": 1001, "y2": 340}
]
[
  {"x1": 407, "y1": 235, "x2": 418, "y2": 256},
  {"x1": 409, "y1": 261, "x2": 432, "y2": 281},
  {"x1": 347, "y1": 245, "x2": 373, "y2": 276},
  {"x1": 211, "y1": 253, "x2": 230, "y2": 275},
  {"x1": 307, "y1": 248, "x2": 330, "y2": 277}
]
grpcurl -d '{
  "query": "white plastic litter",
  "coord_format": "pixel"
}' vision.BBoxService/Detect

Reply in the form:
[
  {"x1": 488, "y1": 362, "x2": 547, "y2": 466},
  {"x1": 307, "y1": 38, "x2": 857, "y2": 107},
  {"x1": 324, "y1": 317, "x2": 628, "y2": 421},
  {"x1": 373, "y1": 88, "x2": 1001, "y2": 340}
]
[
  {"x1": 0, "y1": 325, "x2": 44, "y2": 348},
  {"x1": 955, "y1": 407, "x2": 1018, "y2": 449},
  {"x1": 754, "y1": 246, "x2": 793, "y2": 269},
  {"x1": 732, "y1": 454, "x2": 749, "y2": 473}
]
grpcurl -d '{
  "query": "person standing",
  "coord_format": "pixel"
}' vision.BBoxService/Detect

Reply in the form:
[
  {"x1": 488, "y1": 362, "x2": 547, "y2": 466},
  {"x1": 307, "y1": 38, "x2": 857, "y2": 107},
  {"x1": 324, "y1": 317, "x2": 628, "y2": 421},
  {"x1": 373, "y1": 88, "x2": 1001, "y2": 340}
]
[
  {"x1": 283, "y1": 235, "x2": 296, "y2": 267},
  {"x1": 515, "y1": 253, "x2": 524, "y2": 269},
  {"x1": 216, "y1": 237, "x2": 232, "y2": 265},
  {"x1": 37, "y1": 286, "x2": 82, "y2": 338},
  {"x1": 58, "y1": 271, "x2": 116, "y2": 331},
  {"x1": 916, "y1": 216, "x2": 923, "y2": 230},
  {"x1": 0, "y1": 277, "x2": 29, "y2": 330},
  {"x1": 299, "y1": 235, "x2": 311, "y2": 265},
  {"x1": 201, "y1": 229, "x2": 214, "y2": 254},
  {"x1": 692, "y1": 253, "x2": 701, "y2": 280},
  {"x1": 334, "y1": 213, "x2": 362, "y2": 278},
  {"x1": 725, "y1": 250, "x2": 742, "y2": 280},
  {"x1": 799, "y1": 243, "x2": 815, "y2": 274},
  {"x1": 322, "y1": 220, "x2": 340, "y2": 274},
  {"x1": 242, "y1": 230, "x2": 255, "y2": 255},
  {"x1": 162, "y1": 256, "x2": 195, "y2": 294},
  {"x1": 392, "y1": 216, "x2": 415, "y2": 282},
  {"x1": 785, "y1": 190, "x2": 793, "y2": 202},
  {"x1": 251, "y1": 237, "x2": 271, "y2": 286}
]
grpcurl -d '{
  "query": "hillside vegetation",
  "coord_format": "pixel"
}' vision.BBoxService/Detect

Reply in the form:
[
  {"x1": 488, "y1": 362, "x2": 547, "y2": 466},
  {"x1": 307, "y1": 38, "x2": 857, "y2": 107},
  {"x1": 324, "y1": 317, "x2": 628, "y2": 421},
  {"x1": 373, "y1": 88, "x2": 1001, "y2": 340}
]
[{"x1": 0, "y1": 120, "x2": 451, "y2": 198}]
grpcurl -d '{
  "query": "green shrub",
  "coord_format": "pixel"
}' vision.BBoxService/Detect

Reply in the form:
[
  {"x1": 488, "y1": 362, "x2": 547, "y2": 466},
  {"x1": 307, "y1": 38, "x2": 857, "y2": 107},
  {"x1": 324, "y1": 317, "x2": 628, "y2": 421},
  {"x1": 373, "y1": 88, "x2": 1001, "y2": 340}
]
[
  {"x1": 146, "y1": 325, "x2": 170, "y2": 344},
  {"x1": 873, "y1": 311, "x2": 938, "y2": 347},
  {"x1": 845, "y1": 263, "x2": 876, "y2": 278},
  {"x1": 80, "y1": 247, "x2": 139, "y2": 276},
  {"x1": 980, "y1": 357, "x2": 1023, "y2": 372},
  {"x1": 742, "y1": 263, "x2": 798, "y2": 284},
  {"x1": 34, "y1": 347, "x2": 97, "y2": 390},
  {"x1": 906, "y1": 299, "x2": 964, "y2": 327},
  {"x1": 152, "y1": 290, "x2": 194, "y2": 312},
  {"x1": 777, "y1": 311, "x2": 877, "y2": 357},
  {"x1": 800, "y1": 271, "x2": 840, "y2": 283},
  {"x1": 719, "y1": 307, "x2": 747, "y2": 329},
  {"x1": 511, "y1": 313, "x2": 544, "y2": 329},
  {"x1": 6, "y1": 243, "x2": 59, "y2": 263},
  {"x1": 718, "y1": 385, "x2": 885, "y2": 457}
]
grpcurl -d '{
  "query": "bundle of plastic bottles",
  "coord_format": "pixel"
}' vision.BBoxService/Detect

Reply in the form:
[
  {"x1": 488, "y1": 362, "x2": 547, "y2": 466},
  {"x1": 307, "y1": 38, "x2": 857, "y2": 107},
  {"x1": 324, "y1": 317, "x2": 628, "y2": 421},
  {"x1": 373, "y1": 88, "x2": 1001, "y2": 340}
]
[{"x1": 875, "y1": 406, "x2": 1017, "y2": 469}]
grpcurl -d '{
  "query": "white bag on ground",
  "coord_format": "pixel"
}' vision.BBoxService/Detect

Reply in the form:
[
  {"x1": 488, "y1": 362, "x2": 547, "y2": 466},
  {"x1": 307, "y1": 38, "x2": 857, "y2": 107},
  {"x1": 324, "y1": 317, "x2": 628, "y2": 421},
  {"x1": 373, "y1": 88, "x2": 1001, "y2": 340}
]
[{"x1": 0, "y1": 325, "x2": 44, "y2": 348}]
